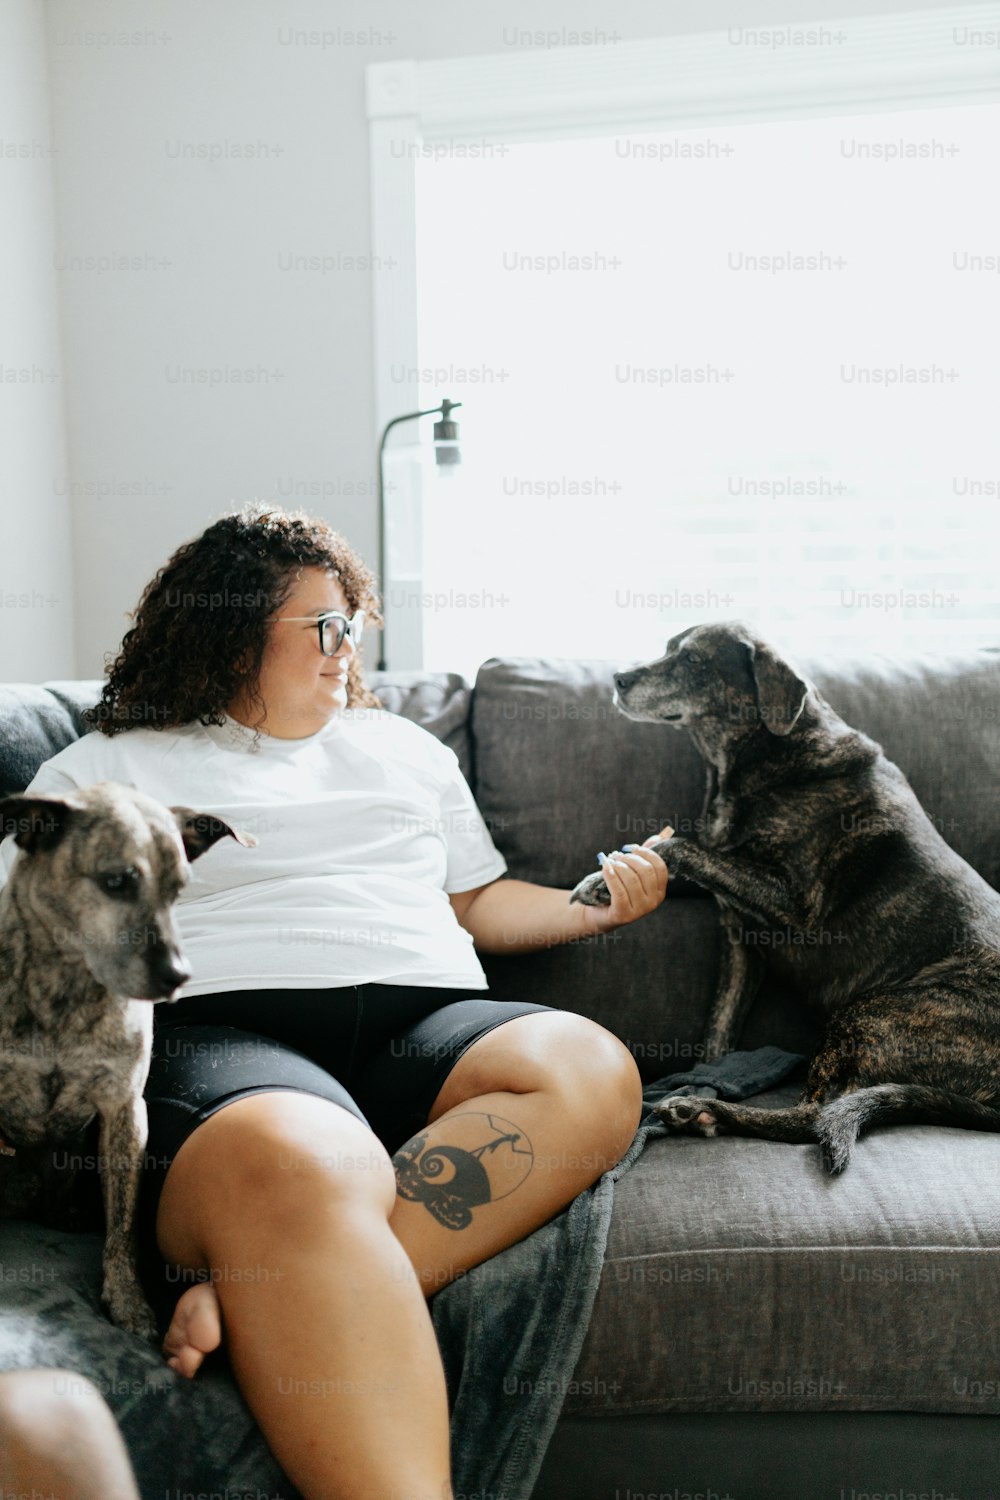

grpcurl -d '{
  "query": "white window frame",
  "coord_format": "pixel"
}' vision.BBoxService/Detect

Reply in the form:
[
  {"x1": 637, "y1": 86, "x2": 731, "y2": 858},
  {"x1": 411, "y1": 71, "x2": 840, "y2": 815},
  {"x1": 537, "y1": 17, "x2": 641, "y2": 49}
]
[{"x1": 366, "y1": 4, "x2": 1000, "y2": 667}]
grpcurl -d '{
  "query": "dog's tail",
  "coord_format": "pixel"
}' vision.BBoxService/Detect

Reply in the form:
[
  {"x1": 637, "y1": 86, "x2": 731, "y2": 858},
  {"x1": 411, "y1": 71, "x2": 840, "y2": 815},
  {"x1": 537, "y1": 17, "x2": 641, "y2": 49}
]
[{"x1": 817, "y1": 1084, "x2": 1000, "y2": 1175}]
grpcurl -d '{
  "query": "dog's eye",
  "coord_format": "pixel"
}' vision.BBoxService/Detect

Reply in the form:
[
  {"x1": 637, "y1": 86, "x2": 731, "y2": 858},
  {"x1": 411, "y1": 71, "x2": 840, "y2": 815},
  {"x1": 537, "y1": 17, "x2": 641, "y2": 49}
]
[{"x1": 99, "y1": 867, "x2": 139, "y2": 897}]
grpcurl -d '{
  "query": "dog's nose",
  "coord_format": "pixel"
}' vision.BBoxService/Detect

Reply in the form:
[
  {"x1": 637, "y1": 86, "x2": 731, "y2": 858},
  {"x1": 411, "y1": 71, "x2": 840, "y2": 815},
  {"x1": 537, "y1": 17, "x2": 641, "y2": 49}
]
[
  {"x1": 148, "y1": 944, "x2": 192, "y2": 996},
  {"x1": 614, "y1": 670, "x2": 637, "y2": 692}
]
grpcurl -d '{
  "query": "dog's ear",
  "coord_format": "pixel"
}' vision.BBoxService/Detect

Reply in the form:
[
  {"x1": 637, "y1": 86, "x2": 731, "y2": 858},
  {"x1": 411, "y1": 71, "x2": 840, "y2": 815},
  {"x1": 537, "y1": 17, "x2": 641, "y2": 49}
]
[
  {"x1": 666, "y1": 624, "x2": 699, "y2": 652},
  {"x1": 0, "y1": 794, "x2": 85, "y2": 854},
  {"x1": 741, "y1": 637, "x2": 810, "y2": 736},
  {"x1": 170, "y1": 808, "x2": 258, "y2": 863}
]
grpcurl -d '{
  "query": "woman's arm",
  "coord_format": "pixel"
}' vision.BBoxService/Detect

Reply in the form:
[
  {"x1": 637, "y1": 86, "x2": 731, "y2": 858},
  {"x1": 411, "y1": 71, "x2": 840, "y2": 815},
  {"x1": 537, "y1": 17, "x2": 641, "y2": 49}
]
[{"x1": 450, "y1": 832, "x2": 672, "y2": 955}]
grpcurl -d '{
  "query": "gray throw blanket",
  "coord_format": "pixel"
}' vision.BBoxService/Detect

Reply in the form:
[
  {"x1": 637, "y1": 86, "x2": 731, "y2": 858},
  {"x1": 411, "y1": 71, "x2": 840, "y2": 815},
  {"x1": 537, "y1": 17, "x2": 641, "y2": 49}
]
[
  {"x1": 643, "y1": 1045, "x2": 807, "y2": 1103},
  {"x1": 0, "y1": 1046, "x2": 803, "y2": 1500}
]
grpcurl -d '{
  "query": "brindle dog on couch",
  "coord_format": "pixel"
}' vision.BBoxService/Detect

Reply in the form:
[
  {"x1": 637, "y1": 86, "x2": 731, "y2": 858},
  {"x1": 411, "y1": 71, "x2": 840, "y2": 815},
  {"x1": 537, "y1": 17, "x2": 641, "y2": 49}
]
[
  {"x1": 0, "y1": 783, "x2": 255, "y2": 1339},
  {"x1": 570, "y1": 622, "x2": 1000, "y2": 1173}
]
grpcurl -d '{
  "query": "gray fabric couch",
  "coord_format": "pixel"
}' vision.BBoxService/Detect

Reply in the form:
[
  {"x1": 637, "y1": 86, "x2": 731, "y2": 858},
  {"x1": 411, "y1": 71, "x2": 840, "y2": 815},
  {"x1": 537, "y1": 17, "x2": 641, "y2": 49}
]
[{"x1": 2, "y1": 646, "x2": 1000, "y2": 1499}]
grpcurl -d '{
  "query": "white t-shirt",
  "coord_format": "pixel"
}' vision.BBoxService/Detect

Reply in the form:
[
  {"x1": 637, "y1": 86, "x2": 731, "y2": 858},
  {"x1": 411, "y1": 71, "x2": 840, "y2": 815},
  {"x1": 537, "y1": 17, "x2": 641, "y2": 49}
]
[{"x1": 0, "y1": 707, "x2": 508, "y2": 994}]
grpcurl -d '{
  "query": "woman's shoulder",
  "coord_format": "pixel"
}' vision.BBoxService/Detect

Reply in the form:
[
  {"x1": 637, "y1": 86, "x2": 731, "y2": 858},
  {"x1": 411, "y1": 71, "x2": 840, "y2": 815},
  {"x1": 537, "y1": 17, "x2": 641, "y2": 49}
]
[{"x1": 38, "y1": 720, "x2": 204, "y2": 782}]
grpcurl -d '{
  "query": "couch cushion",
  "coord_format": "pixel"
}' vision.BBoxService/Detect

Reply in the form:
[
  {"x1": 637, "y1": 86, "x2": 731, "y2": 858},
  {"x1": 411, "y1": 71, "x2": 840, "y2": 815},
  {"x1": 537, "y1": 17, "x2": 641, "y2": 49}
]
[
  {"x1": 471, "y1": 647, "x2": 1000, "y2": 1055},
  {"x1": 563, "y1": 1091, "x2": 1000, "y2": 1417},
  {"x1": 0, "y1": 681, "x2": 104, "y2": 797}
]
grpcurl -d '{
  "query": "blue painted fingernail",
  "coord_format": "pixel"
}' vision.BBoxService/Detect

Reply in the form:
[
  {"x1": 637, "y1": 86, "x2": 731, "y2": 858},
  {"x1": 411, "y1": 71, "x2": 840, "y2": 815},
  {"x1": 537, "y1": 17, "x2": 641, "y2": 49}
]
[
  {"x1": 622, "y1": 844, "x2": 636, "y2": 851},
  {"x1": 596, "y1": 851, "x2": 607, "y2": 865}
]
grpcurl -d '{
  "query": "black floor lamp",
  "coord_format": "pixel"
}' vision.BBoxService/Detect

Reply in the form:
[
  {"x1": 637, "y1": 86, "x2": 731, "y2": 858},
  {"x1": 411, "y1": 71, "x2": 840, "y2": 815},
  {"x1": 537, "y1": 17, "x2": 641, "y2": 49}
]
[{"x1": 376, "y1": 398, "x2": 462, "y2": 671}]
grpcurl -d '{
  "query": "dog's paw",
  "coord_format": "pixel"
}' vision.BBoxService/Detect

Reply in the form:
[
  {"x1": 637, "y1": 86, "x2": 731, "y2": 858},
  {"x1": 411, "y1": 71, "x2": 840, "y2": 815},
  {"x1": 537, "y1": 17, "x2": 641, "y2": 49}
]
[
  {"x1": 653, "y1": 1096, "x2": 722, "y2": 1136},
  {"x1": 103, "y1": 1279, "x2": 160, "y2": 1344},
  {"x1": 569, "y1": 870, "x2": 612, "y2": 907}
]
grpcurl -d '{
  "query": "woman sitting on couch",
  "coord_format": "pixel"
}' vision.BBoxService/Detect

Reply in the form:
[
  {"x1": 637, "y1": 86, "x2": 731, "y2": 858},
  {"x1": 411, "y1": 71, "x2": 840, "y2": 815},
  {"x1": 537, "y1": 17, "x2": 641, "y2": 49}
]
[{"x1": 3, "y1": 502, "x2": 672, "y2": 1500}]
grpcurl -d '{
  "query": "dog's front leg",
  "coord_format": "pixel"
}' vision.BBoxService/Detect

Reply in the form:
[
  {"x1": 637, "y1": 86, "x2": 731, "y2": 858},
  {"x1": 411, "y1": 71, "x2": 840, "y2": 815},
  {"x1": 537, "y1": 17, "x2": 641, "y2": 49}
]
[
  {"x1": 703, "y1": 907, "x2": 766, "y2": 1061},
  {"x1": 647, "y1": 840, "x2": 804, "y2": 929},
  {"x1": 656, "y1": 1096, "x2": 821, "y2": 1146},
  {"x1": 97, "y1": 1096, "x2": 159, "y2": 1343}
]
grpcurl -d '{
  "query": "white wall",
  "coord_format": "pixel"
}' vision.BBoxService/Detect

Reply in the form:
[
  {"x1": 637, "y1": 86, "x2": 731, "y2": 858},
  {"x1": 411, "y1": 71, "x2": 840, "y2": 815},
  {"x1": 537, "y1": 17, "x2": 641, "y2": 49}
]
[
  {"x1": 0, "y1": 0, "x2": 73, "y2": 681},
  {"x1": 29, "y1": 0, "x2": 955, "y2": 680}
]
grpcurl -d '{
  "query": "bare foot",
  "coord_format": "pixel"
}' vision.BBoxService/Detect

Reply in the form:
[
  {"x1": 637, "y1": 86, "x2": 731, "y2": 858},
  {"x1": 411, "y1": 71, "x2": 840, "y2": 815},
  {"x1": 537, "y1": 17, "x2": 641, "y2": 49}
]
[{"x1": 162, "y1": 1281, "x2": 223, "y2": 1378}]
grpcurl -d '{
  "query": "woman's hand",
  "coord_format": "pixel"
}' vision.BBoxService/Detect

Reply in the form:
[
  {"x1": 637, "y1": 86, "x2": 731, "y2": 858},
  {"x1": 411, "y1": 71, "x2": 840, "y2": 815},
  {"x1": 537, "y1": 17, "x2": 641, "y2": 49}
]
[{"x1": 576, "y1": 825, "x2": 674, "y2": 936}]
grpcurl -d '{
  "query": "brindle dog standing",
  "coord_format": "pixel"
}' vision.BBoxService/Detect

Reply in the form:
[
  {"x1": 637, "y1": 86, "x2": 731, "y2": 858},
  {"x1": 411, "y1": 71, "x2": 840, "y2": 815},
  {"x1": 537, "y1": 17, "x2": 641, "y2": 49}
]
[
  {"x1": 0, "y1": 783, "x2": 255, "y2": 1340},
  {"x1": 570, "y1": 622, "x2": 1000, "y2": 1173}
]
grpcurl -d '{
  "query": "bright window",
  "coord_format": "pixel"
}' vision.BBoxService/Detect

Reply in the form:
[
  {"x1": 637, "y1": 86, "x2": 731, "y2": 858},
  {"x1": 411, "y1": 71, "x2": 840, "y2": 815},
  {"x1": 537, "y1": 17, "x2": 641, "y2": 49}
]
[{"x1": 406, "y1": 101, "x2": 1000, "y2": 680}]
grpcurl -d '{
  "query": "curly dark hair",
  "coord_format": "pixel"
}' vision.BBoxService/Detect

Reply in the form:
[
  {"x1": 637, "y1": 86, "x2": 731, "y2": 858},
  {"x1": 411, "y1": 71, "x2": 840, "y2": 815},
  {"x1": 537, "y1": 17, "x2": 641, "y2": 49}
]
[{"x1": 84, "y1": 503, "x2": 384, "y2": 740}]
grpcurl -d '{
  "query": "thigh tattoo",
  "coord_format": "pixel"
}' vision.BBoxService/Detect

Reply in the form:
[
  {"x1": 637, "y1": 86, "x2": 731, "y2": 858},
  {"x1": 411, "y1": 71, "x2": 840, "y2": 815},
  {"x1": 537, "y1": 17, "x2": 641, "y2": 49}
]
[{"x1": 392, "y1": 1111, "x2": 534, "y2": 1231}]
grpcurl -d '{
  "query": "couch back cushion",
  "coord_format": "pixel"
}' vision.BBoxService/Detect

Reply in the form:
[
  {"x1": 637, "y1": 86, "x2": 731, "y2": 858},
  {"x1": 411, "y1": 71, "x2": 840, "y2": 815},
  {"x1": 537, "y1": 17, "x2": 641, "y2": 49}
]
[
  {"x1": 471, "y1": 646, "x2": 1000, "y2": 1066},
  {"x1": 0, "y1": 681, "x2": 104, "y2": 798}
]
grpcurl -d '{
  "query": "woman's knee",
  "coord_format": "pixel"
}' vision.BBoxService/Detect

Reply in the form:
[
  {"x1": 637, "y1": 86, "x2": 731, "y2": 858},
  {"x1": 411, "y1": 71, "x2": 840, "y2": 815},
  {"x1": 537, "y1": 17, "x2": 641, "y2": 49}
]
[
  {"x1": 431, "y1": 1011, "x2": 642, "y2": 1172},
  {"x1": 0, "y1": 1368, "x2": 140, "y2": 1500},
  {"x1": 155, "y1": 1090, "x2": 397, "y2": 1270},
  {"x1": 459, "y1": 1011, "x2": 642, "y2": 1124},
  {"x1": 0, "y1": 1366, "x2": 113, "y2": 1441},
  {"x1": 542, "y1": 1014, "x2": 643, "y2": 1157}
]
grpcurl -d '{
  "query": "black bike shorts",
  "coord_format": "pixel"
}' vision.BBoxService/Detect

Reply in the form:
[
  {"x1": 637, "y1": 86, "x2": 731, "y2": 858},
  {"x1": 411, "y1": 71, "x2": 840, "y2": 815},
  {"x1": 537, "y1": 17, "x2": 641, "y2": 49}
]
[{"x1": 135, "y1": 983, "x2": 556, "y2": 1321}]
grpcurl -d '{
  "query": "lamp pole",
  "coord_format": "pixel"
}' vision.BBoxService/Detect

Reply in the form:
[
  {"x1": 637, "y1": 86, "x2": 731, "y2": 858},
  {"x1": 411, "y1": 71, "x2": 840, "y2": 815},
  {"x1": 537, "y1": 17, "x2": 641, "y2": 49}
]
[{"x1": 375, "y1": 399, "x2": 462, "y2": 671}]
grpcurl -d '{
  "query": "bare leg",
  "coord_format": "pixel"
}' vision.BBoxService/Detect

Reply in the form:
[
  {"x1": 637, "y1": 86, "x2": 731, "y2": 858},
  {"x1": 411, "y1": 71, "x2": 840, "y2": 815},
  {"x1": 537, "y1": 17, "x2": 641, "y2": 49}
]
[
  {"x1": 163, "y1": 1058, "x2": 638, "y2": 1345},
  {"x1": 155, "y1": 1092, "x2": 454, "y2": 1500},
  {"x1": 0, "y1": 1367, "x2": 142, "y2": 1500},
  {"x1": 162, "y1": 1052, "x2": 641, "y2": 1352},
  {"x1": 386, "y1": 1021, "x2": 642, "y2": 1296},
  {"x1": 159, "y1": 1014, "x2": 638, "y2": 1410}
]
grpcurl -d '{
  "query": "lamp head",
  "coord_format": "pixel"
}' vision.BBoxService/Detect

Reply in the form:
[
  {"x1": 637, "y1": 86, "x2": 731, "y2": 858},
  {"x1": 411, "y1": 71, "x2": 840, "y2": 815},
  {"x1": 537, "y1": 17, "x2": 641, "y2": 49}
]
[{"x1": 433, "y1": 399, "x2": 462, "y2": 467}]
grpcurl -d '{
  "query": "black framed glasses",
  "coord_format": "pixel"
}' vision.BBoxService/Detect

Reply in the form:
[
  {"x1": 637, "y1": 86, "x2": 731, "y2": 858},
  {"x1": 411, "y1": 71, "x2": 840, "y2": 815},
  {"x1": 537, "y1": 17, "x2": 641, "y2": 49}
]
[{"x1": 276, "y1": 610, "x2": 366, "y2": 657}]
